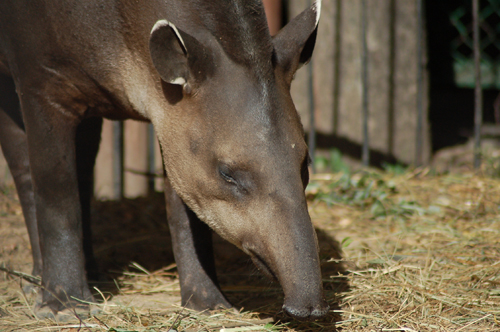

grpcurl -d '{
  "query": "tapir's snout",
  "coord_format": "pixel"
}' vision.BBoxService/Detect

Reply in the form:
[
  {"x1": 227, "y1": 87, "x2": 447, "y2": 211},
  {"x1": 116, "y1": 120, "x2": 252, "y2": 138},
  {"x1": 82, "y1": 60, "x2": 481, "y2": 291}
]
[
  {"x1": 283, "y1": 297, "x2": 330, "y2": 321},
  {"x1": 280, "y1": 258, "x2": 330, "y2": 321},
  {"x1": 247, "y1": 246, "x2": 330, "y2": 321},
  {"x1": 240, "y1": 193, "x2": 330, "y2": 321}
]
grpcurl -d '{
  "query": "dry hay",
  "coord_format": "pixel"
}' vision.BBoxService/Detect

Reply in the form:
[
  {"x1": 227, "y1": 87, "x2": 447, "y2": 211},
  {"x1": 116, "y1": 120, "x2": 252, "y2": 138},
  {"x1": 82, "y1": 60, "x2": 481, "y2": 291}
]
[
  {"x1": 1, "y1": 168, "x2": 500, "y2": 331},
  {"x1": 308, "y1": 168, "x2": 500, "y2": 331}
]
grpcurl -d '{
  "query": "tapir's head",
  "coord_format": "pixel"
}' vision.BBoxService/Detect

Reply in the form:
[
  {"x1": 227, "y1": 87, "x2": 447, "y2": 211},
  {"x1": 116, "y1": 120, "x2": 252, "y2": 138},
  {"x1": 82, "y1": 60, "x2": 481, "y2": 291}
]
[{"x1": 148, "y1": 1, "x2": 328, "y2": 320}]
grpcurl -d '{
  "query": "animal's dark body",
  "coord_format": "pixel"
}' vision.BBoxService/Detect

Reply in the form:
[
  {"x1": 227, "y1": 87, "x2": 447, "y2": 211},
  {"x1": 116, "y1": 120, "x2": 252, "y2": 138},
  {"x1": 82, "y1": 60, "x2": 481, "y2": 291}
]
[{"x1": 0, "y1": 0, "x2": 328, "y2": 321}]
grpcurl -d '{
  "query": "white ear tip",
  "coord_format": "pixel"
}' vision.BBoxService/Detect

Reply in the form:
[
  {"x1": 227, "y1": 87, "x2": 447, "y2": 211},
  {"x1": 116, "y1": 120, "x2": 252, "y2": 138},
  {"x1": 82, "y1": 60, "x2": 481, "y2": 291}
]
[
  {"x1": 313, "y1": 0, "x2": 322, "y2": 25},
  {"x1": 151, "y1": 19, "x2": 187, "y2": 54},
  {"x1": 171, "y1": 77, "x2": 186, "y2": 85},
  {"x1": 151, "y1": 19, "x2": 172, "y2": 34}
]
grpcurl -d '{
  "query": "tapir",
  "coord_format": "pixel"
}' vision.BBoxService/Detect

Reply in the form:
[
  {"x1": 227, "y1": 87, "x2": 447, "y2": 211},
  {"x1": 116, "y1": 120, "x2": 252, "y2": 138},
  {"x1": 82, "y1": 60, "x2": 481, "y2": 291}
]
[{"x1": 0, "y1": 0, "x2": 329, "y2": 321}]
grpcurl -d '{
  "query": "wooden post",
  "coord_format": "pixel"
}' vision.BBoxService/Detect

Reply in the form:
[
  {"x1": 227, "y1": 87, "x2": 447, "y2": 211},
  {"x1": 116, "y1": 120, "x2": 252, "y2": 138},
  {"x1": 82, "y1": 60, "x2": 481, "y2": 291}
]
[
  {"x1": 262, "y1": 0, "x2": 282, "y2": 36},
  {"x1": 94, "y1": 119, "x2": 115, "y2": 198},
  {"x1": 124, "y1": 120, "x2": 149, "y2": 198}
]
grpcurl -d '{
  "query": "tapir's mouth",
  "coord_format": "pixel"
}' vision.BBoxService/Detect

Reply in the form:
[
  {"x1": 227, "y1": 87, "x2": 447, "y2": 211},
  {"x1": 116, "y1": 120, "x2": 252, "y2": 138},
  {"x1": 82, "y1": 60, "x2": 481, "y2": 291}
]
[{"x1": 248, "y1": 249, "x2": 279, "y2": 282}]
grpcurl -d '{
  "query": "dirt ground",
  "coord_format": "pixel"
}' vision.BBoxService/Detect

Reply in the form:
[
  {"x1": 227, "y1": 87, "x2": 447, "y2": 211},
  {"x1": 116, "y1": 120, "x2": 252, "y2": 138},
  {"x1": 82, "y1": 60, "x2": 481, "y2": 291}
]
[{"x1": 1, "y1": 168, "x2": 500, "y2": 331}]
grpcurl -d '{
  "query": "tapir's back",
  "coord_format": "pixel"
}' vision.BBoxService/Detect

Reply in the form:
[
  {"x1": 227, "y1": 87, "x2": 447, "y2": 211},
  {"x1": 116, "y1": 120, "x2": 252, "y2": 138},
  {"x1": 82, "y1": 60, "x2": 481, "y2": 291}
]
[
  {"x1": 0, "y1": 1, "x2": 123, "y2": 73},
  {"x1": 0, "y1": 0, "x2": 169, "y2": 117},
  {"x1": 0, "y1": 0, "x2": 274, "y2": 120}
]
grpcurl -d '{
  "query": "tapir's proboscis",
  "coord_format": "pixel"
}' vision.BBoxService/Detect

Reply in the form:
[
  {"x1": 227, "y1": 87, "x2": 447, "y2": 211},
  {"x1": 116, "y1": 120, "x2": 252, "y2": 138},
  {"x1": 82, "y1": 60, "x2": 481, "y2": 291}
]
[{"x1": 0, "y1": 0, "x2": 329, "y2": 321}]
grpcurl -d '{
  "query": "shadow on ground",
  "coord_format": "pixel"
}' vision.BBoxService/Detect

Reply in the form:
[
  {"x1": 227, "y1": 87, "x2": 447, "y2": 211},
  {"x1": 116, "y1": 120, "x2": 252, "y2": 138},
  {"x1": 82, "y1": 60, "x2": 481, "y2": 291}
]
[{"x1": 90, "y1": 192, "x2": 349, "y2": 328}]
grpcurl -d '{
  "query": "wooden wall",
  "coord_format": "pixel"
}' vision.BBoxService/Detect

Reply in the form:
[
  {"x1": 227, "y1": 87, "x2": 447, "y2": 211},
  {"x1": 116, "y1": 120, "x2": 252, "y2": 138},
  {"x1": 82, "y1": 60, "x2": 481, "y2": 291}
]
[
  {"x1": 289, "y1": 0, "x2": 430, "y2": 165},
  {"x1": 94, "y1": 120, "x2": 163, "y2": 199}
]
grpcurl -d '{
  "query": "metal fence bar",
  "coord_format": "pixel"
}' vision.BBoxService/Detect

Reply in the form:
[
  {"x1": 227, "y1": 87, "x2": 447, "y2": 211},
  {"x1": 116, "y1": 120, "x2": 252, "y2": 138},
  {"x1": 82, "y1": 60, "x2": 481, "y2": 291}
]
[
  {"x1": 473, "y1": 0, "x2": 482, "y2": 169},
  {"x1": 112, "y1": 121, "x2": 124, "y2": 199},
  {"x1": 361, "y1": 0, "x2": 369, "y2": 167},
  {"x1": 415, "y1": 0, "x2": 424, "y2": 166}
]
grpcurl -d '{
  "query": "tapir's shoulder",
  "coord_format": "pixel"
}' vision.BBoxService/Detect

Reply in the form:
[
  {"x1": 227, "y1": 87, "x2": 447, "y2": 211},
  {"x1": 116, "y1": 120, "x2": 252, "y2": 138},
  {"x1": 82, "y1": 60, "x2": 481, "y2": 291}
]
[{"x1": 0, "y1": 0, "x2": 170, "y2": 119}]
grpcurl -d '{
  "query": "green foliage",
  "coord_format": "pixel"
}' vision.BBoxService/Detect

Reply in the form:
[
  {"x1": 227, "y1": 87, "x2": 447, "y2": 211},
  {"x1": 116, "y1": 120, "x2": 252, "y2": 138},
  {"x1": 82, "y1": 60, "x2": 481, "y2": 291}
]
[
  {"x1": 264, "y1": 323, "x2": 281, "y2": 331},
  {"x1": 381, "y1": 162, "x2": 408, "y2": 175},
  {"x1": 313, "y1": 155, "x2": 330, "y2": 173},
  {"x1": 314, "y1": 148, "x2": 350, "y2": 173},
  {"x1": 341, "y1": 236, "x2": 353, "y2": 248},
  {"x1": 329, "y1": 149, "x2": 350, "y2": 173},
  {"x1": 0, "y1": 184, "x2": 12, "y2": 196},
  {"x1": 309, "y1": 171, "x2": 430, "y2": 220},
  {"x1": 308, "y1": 149, "x2": 444, "y2": 220},
  {"x1": 483, "y1": 153, "x2": 500, "y2": 178}
]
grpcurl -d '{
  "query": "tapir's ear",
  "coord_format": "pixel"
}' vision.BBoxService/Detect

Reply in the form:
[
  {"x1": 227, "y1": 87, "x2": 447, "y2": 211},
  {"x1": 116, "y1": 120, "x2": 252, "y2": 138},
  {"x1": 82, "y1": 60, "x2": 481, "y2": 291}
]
[
  {"x1": 149, "y1": 19, "x2": 212, "y2": 86},
  {"x1": 272, "y1": 0, "x2": 321, "y2": 83}
]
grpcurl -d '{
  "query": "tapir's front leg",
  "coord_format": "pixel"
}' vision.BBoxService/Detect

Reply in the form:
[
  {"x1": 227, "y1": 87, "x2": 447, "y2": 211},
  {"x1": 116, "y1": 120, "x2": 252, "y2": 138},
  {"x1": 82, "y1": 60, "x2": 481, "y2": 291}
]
[
  {"x1": 0, "y1": 93, "x2": 42, "y2": 278},
  {"x1": 20, "y1": 93, "x2": 93, "y2": 319},
  {"x1": 75, "y1": 117, "x2": 103, "y2": 282},
  {"x1": 164, "y1": 177, "x2": 232, "y2": 311}
]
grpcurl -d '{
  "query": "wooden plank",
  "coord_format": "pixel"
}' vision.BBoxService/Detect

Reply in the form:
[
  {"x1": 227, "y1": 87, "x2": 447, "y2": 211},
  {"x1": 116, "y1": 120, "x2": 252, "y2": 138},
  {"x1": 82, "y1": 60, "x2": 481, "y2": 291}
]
[
  {"x1": 124, "y1": 120, "x2": 149, "y2": 198},
  {"x1": 481, "y1": 124, "x2": 500, "y2": 137},
  {"x1": 262, "y1": 0, "x2": 282, "y2": 36},
  {"x1": 94, "y1": 119, "x2": 115, "y2": 198}
]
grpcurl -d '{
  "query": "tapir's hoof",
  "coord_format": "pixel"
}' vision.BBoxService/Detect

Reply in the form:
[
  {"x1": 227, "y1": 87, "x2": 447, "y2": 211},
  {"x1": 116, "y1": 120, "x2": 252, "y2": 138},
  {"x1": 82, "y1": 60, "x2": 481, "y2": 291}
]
[
  {"x1": 187, "y1": 300, "x2": 234, "y2": 312},
  {"x1": 22, "y1": 283, "x2": 39, "y2": 296},
  {"x1": 282, "y1": 302, "x2": 330, "y2": 321},
  {"x1": 184, "y1": 293, "x2": 233, "y2": 313},
  {"x1": 34, "y1": 301, "x2": 101, "y2": 322}
]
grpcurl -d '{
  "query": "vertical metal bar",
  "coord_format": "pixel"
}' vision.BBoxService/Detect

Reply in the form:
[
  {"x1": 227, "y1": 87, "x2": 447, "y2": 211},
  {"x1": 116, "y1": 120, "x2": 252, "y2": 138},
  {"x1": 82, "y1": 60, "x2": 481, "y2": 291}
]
[
  {"x1": 473, "y1": 0, "x2": 482, "y2": 169},
  {"x1": 113, "y1": 121, "x2": 124, "y2": 199},
  {"x1": 147, "y1": 123, "x2": 156, "y2": 194},
  {"x1": 361, "y1": 0, "x2": 369, "y2": 167},
  {"x1": 415, "y1": 0, "x2": 424, "y2": 166},
  {"x1": 307, "y1": 0, "x2": 316, "y2": 172},
  {"x1": 332, "y1": 0, "x2": 342, "y2": 135}
]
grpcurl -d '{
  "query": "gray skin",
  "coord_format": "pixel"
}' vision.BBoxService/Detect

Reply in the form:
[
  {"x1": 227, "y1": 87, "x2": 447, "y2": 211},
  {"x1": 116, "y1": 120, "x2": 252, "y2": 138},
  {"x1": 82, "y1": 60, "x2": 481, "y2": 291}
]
[{"x1": 0, "y1": 0, "x2": 328, "y2": 321}]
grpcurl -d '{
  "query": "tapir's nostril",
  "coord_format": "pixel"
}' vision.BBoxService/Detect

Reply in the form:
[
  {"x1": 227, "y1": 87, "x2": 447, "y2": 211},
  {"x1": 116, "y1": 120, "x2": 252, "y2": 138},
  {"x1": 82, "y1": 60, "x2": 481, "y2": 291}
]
[{"x1": 282, "y1": 302, "x2": 330, "y2": 321}]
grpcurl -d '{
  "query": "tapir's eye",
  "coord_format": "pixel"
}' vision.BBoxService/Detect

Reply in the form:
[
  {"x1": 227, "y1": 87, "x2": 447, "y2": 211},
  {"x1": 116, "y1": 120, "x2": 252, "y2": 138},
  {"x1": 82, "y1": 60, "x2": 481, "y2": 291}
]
[
  {"x1": 220, "y1": 170, "x2": 236, "y2": 184},
  {"x1": 219, "y1": 164, "x2": 237, "y2": 185},
  {"x1": 218, "y1": 163, "x2": 253, "y2": 195}
]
